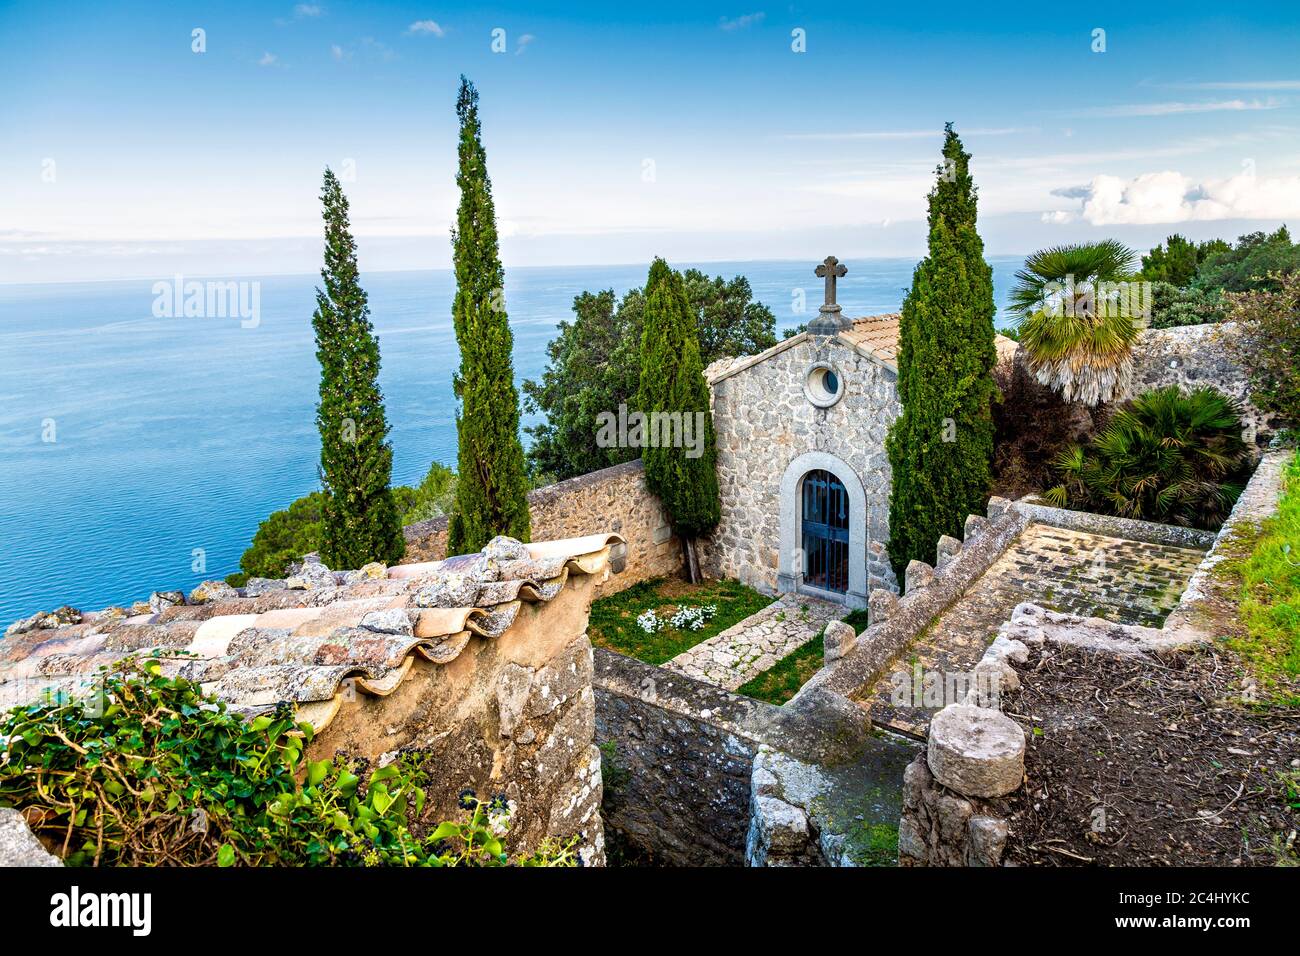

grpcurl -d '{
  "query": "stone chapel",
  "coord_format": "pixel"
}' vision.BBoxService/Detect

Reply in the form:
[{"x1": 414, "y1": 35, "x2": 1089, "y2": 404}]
[{"x1": 703, "y1": 256, "x2": 1016, "y2": 610}]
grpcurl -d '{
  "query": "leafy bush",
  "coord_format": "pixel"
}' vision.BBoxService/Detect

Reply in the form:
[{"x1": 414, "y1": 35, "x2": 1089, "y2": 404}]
[
  {"x1": 523, "y1": 269, "x2": 776, "y2": 482},
  {"x1": 992, "y1": 356, "x2": 1105, "y2": 499},
  {"x1": 1046, "y1": 386, "x2": 1250, "y2": 529},
  {"x1": 391, "y1": 461, "x2": 459, "y2": 525},
  {"x1": 1139, "y1": 233, "x2": 1200, "y2": 287},
  {"x1": 1195, "y1": 226, "x2": 1300, "y2": 294},
  {"x1": 0, "y1": 657, "x2": 577, "y2": 867},
  {"x1": 1226, "y1": 271, "x2": 1300, "y2": 425},
  {"x1": 1148, "y1": 281, "x2": 1227, "y2": 329},
  {"x1": 231, "y1": 463, "x2": 458, "y2": 584},
  {"x1": 232, "y1": 491, "x2": 326, "y2": 582}
]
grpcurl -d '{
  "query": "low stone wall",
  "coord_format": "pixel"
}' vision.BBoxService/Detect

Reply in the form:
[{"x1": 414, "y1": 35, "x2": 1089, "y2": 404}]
[
  {"x1": 1132, "y1": 322, "x2": 1277, "y2": 445},
  {"x1": 403, "y1": 460, "x2": 680, "y2": 598},
  {"x1": 592, "y1": 647, "x2": 877, "y2": 866}
]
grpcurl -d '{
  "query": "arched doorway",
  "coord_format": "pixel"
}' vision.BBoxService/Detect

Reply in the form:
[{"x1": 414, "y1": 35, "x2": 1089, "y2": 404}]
[
  {"x1": 801, "y1": 469, "x2": 849, "y2": 593},
  {"x1": 777, "y1": 451, "x2": 868, "y2": 608}
]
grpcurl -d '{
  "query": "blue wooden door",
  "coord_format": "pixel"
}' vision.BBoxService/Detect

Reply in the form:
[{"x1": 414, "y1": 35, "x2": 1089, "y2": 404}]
[{"x1": 801, "y1": 469, "x2": 849, "y2": 594}]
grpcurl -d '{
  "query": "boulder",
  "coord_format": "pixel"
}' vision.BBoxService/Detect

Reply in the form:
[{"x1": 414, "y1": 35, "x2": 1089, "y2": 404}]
[
  {"x1": 927, "y1": 703, "x2": 1025, "y2": 798},
  {"x1": 0, "y1": 809, "x2": 61, "y2": 867},
  {"x1": 189, "y1": 580, "x2": 237, "y2": 604}
]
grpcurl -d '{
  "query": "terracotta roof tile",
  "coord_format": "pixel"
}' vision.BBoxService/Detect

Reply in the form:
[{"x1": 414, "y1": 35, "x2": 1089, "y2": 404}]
[{"x1": 0, "y1": 533, "x2": 624, "y2": 730}]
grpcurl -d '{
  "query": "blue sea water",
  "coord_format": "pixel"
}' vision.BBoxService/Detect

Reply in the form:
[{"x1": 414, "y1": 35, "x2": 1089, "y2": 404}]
[{"x1": 0, "y1": 257, "x2": 1022, "y2": 627}]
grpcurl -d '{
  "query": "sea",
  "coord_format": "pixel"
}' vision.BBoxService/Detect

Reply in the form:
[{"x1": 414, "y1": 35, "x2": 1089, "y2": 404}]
[{"x1": 0, "y1": 257, "x2": 1023, "y2": 627}]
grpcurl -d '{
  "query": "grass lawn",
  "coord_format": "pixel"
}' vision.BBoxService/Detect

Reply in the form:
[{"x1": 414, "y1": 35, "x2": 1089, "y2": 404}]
[
  {"x1": 1224, "y1": 449, "x2": 1300, "y2": 706},
  {"x1": 587, "y1": 577, "x2": 771, "y2": 665},
  {"x1": 737, "y1": 608, "x2": 872, "y2": 705}
]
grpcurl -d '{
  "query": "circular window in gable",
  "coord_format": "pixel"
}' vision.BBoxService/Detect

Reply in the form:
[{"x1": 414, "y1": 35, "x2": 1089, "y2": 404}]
[{"x1": 804, "y1": 362, "x2": 845, "y2": 408}]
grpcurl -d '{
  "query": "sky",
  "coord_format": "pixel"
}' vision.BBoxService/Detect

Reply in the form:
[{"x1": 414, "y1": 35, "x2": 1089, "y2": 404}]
[{"x1": 3, "y1": 0, "x2": 1300, "y2": 281}]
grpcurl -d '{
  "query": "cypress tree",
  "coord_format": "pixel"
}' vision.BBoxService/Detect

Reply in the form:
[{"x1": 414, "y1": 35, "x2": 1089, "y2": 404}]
[
  {"x1": 313, "y1": 168, "x2": 405, "y2": 569},
  {"x1": 447, "y1": 76, "x2": 531, "y2": 554},
  {"x1": 885, "y1": 124, "x2": 998, "y2": 577},
  {"x1": 636, "y1": 258, "x2": 720, "y2": 581}
]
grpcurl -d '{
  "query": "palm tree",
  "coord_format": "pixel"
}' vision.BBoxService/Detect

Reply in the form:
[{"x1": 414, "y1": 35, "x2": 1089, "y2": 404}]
[
  {"x1": 1045, "y1": 385, "x2": 1248, "y2": 528},
  {"x1": 1010, "y1": 240, "x2": 1142, "y2": 406}
]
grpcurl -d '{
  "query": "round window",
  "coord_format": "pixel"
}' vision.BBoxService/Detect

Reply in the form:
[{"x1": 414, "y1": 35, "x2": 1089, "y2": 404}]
[{"x1": 803, "y1": 362, "x2": 845, "y2": 408}]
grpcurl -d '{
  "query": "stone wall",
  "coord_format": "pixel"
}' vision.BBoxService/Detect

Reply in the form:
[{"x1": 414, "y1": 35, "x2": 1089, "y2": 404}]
[
  {"x1": 309, "y1": 571, "x2": 607, "y2": 865},
  {"x1": 592, "y1": 646, "x2": 878, "y2": 866},
  {"x1": 403, "y1": 460, "x2": 679, "y2": 598},
  {"x1": 1130, "y1": 322, "x2": 1276, "y2": 445},
  {"x1": 705, "y1": 335, "x2": 900, "y2": 600}
]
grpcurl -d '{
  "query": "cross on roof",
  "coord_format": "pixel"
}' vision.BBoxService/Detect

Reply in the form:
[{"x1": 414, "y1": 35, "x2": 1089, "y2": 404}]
[{"x1": 815, "y1": 255, "x2": 847, "y2": 313}]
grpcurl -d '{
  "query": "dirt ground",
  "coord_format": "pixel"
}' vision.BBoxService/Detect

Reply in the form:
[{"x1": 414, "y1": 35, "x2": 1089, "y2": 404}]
[{"x1": 1000, "y1": 642, "x2": 1299, "y2": 866}]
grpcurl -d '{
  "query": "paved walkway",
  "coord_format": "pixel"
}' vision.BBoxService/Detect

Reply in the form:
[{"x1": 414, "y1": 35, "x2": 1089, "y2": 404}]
[
  {"x1": 858, "y1": 523, "x2": 1208, "y2": 738},
  {"x1": 665, "y1": 593, "x2": 843, "y2": 691}
]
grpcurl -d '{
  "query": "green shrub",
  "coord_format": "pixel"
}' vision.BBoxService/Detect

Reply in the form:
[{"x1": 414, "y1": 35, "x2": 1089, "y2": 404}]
[
  {"x1": 1226, "y1": 271, "x2": 1300, "y2": 425},
  {"x1": 391, "y1": 461, "x2": 458, "y2": 525},
  {"x1": 1148, "y1": 281, "x2": 1227, "y2": 329},
  {"x1": 233, "y1": 491, "x2": 326, "y2": 581},
  {"x1": 1046, "y1": 385, "x2": 1250, "y2": 529},
  {"x1": 1194, "y1": 226, "x2": 1300, "y2": 294},
  {"x1": 0, "y1": 657, "x2": 577, "y2": 867}
]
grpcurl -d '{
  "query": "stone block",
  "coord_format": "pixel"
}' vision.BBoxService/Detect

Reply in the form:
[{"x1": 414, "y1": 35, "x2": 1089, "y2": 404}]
[
  {"x1": 822, "y1": 620, "x2": 857, "y2": 664},
  {"x1": 927, "y1": 703, "x2": 1025, "y2": 798},
  {"x1": 905, "y1": 559, "x2": 935, "y2": 595},
  {"x1": 868, "y1": 588, "x2": 898, "y2": 624},
  {"x1": 935, "y1": 535, "x2": 962, "y2": 570}
]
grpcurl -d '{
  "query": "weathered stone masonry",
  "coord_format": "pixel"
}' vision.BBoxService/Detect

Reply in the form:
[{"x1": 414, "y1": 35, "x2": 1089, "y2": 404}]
[{"x1": 404, "y1": 459, "x2": 680, "y2": 599}]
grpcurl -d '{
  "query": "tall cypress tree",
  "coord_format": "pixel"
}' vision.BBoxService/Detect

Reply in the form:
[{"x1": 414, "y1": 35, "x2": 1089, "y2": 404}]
[
  {"x1": 885, "y1": 124, "x2": 998, "y2": 577},
  {"x1": 636, "y1": 258, "x2": 720, "y2": 581},
  {"x1": 447, "y1": 76, "x2": 531, "y2": 554},
  {"x1": 313, "y1": 168, "x2": 405, "y2": 569}
]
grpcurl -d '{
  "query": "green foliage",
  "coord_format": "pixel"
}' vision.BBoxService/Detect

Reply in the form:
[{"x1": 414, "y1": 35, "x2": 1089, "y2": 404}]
[
  {"x1": 1046, "y1": 386, "x2": 1250, "y2": 529},
  {"x1": 447, "y1": 76, "x2": 531, "y2": 554},
  {"x1": 1009, "y1": 240, "x2": 1141, "y2": 406},
  {"x1": 1226, "y1": 271, "x2": 1300, "y2": 423},
  {"x1": 886, "y1": 124, "x2": 999, "y2": 574},
  {"x1": 1148, "y1": 281, "x2": 1227, "y2": 329},
  {"x1": 0, "y1": 657, "x2": 577, "y2": 866},
  {"x1": 523, "y1": 288, "x2": 644, "y2": 480},
  {"x1": 233, "y1": 464, "x2": 457, "y2": 584},
  {"x1": 587, "y1": 577, "x2": 769, "y2": 664},
  {"x1": 635, "y1": 259, "x2": 721, "y2": 538},
  {"x1": 1223, "y1": 450, "x2": 1300, "y2": 704},
  {"x1": 1195, "y1": 226, "x2": 1300, "y2": 294},
  {"x1": 234, "y1": 491, "x2": 325, "y2": 580},
  {"x1": 1139, "y1": 233, "x2": 1200, "y2": 287},
  {"x1": 524, "y1": 270, "x2": 775, "y2": 481},
  {"x1": 312, "y1": 168, "x2": 405, "y2": 570},
  {"x1": 391, "y1": 461, "x2": 459, "y2": 525}
]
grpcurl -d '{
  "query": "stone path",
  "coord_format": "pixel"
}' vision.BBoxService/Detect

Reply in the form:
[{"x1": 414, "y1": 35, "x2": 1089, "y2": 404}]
[
  {"x1": 665, "y1": 594, "x2": 843, "y2": 691},
  {"x1": 857, "y1": 523, "x2": 1208, "y2": 738}
]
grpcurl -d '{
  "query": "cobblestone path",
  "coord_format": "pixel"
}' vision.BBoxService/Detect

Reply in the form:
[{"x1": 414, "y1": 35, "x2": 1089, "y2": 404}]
[{"x1": 665, "y1": 593, "x2": 843, "y2": 691}]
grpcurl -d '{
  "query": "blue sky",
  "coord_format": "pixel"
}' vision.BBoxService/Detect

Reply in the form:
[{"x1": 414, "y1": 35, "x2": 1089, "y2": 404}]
[{"x1": 3, "y1": 0, "x2": 1300, "y2": 280}]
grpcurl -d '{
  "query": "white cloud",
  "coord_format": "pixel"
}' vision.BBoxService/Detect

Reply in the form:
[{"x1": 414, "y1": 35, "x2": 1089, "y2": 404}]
[
  {"x1": 719, "y1": 12, "x2": 765, "y2": 31},
  {"x1": 1041, "y1": 210, "x2": 1073, "y2": 224},
  {"x1": 294, "y1": 4, "x2": 323, "y2": 17},
  {"x1": 1050, "y1": 169, "x2": 1300, "y2": 225},
  {"x1": 405, "y1": 19, "x2": 445, "y2": 37},
  {"x1": 1072, "y1": 98, "x2": 1282, "y2": 118},
  {"x1": 258, "y1": 52, "x2": 279, "y2": 67},
  {"x1": 516, "y1": 33, "x2": 535, "y2": 55}
]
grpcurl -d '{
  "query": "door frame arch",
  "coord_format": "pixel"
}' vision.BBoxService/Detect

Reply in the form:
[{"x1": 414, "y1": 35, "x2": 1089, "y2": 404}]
[{"x1": 777, "y1": 451, "x2": 868, "y2": 608}]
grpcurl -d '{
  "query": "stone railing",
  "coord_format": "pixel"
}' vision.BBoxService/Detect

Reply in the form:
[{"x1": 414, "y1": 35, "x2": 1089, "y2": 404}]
[{"x1": 797, "y1": 498, "x2": 1030, "y2": 704}]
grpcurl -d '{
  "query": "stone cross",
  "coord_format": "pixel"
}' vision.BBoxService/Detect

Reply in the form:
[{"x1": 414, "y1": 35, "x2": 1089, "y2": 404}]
[{"x1": 815, "y1": 255, "x2": 847, "y2": 314}]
